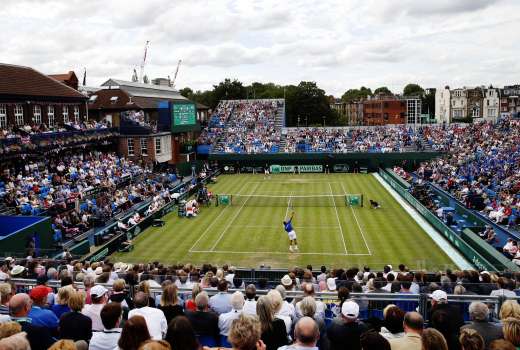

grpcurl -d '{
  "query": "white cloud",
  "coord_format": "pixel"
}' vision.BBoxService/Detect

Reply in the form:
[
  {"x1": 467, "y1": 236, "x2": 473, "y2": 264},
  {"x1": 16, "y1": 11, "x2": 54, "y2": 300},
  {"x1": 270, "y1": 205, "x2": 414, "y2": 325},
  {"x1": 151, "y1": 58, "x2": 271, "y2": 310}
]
[{"x1": 1, "y1": 0, "x2": 519, "y2": 96}]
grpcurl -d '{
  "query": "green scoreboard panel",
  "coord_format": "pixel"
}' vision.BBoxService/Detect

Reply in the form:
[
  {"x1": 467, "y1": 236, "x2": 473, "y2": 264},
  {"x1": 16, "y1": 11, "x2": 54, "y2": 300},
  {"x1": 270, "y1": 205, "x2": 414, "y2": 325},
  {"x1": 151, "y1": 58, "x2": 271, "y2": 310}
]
[{"x1": 172, "y1": 102, "x2": 198, "y2": 132}]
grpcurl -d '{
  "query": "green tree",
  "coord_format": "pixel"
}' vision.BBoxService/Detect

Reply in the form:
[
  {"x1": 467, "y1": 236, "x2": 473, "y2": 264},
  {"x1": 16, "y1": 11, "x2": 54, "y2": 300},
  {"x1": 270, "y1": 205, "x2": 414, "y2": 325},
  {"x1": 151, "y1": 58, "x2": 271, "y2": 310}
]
[
  {"x1": 341, "y1": 87, "x2": 372, "y2": 102},
  {"x1": 285, "y1": 81, "x2": 336, "y2": 126},
  {"x1": 374, "y1": 86, "x2": 392, "y2": 95},
  {"x1": 422, "y1": 88, "x2": 436, "y2": 117},
  {"x1": 179, "y1": 87, "x2": 194, "y2": 100},
  {"x1": 212, "y1": 79, "x2": 247, "y2": 103},
  {"x1": 403, "y1": 83, "x2": 425, "y2": 97}
]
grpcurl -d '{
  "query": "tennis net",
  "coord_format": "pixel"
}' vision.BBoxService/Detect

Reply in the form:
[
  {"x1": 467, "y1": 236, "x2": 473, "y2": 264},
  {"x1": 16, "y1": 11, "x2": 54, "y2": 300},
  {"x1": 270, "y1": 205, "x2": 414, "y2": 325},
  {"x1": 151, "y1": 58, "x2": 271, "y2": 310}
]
[{"x1": 216, "y1": 194, "x2": 363, "y2": 207}]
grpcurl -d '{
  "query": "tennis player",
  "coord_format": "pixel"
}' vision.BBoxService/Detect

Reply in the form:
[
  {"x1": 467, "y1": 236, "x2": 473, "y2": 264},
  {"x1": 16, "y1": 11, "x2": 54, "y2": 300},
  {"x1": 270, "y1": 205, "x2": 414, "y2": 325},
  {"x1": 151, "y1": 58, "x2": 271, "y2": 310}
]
[
  {"x1": 264, "y1": 165, "x2": 270, "y2": 179},
  {"x1": 283, "y1": 211, "x2": 299, "y2": 252}
]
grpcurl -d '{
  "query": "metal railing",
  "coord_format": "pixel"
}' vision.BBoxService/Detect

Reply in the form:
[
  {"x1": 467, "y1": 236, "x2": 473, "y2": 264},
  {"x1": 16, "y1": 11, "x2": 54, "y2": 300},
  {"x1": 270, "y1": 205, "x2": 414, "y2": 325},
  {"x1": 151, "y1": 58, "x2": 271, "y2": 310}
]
[{"x1": 9, "y1": 277, "x2": 517, "y2": 321}]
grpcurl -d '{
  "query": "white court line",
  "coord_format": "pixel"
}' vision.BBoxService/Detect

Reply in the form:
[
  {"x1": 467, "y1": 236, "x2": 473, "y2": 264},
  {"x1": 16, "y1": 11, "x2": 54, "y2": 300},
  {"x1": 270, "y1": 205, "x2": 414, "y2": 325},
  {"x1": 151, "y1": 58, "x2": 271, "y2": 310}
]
[
  {"x1": 188, "y1": 180, "x2": 251, "y2": 252},
  {"x1": 247, "y1": 181, "x2": 343, "y2": 184},
  {"x1": 209, "y1": 182, "x2": 261, "y2": 251},
  {"x1": 340, "y1": 182, "x2": 372, "y2": 255},
  {"x1": 237, "y1": 225, "x2": 342, "y2": 229},
  {"x1": 189, "y1": 249, "x2": 370, "y2": 256},
  {"x1": 328, "y1": 182, "x2": 348, "y2": 255}
]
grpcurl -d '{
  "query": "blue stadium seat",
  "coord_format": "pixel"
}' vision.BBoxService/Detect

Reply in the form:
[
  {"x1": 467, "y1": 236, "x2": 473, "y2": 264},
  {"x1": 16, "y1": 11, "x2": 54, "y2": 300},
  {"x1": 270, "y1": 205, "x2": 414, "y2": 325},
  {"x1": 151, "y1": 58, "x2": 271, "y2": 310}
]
[
  {"x1": 197, "y1": 336, "x2": 219, "y2": 347},
  {"x1": 220, "y1": 335, "x2": 231, "y2": 348}
]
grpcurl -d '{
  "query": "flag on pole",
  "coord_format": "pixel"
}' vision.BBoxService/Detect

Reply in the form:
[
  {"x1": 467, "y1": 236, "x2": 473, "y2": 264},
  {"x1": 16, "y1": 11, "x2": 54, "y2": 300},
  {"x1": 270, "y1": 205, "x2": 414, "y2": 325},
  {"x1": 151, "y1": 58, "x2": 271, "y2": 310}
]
[{"x1": 82, "y1": 68, "x2": 86, "y2": 86}]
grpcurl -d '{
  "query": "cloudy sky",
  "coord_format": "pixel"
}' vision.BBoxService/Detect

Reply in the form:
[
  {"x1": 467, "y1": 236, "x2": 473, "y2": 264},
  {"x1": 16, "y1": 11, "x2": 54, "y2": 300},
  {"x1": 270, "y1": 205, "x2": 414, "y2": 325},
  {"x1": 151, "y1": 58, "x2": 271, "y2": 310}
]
[{"x1": 2, "y1": 0, "x2": 519, "y2": 96}]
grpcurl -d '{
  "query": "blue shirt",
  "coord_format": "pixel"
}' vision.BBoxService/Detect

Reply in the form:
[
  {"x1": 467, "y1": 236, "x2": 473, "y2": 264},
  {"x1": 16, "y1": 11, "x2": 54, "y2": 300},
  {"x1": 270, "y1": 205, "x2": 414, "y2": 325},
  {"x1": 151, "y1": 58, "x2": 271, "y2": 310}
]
[
  {"x1": 284, "y1": 219, "x2": 293, "y2": 232},
  {"x1": 51, "y1": 304, "x2": 71, "y2": 319},
  {"x1": 209, "y1": 292, "x2": 232, "y2": 315},
  {"x1": 28, "y1": 306, "x2": 59, "y2": 330}
]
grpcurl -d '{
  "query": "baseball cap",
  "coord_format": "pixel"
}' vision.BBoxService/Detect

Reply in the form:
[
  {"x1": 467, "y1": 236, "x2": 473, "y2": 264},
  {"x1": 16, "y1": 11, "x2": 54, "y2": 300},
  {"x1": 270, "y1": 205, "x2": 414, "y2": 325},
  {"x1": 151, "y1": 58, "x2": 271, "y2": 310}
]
[
  {"x1": 430, "y1": 290, "x2": 448, "y2": 302},
  {"x1": 281, "y1": 275, "x2": 292, "y2": 287},
  {"x1": 90, "y1": 285, "x2": 108, "y2": 298},
  {"x1": 341, "y1": 300, "x2": 359, "y2": 319},
  {"x1": 326, "y1": 278, "x2": 337, "y2": 291},
  {"x1": 29, "y1": 285, "x2": 51, "y2": 300}
]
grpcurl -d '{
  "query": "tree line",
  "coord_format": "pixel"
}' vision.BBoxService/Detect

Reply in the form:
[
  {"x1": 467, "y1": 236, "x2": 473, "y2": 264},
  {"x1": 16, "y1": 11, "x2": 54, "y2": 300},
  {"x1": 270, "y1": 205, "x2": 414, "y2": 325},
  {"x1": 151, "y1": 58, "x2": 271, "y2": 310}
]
[{"x1": 179, "y1": 80, "x2": 434, "y2": 127}]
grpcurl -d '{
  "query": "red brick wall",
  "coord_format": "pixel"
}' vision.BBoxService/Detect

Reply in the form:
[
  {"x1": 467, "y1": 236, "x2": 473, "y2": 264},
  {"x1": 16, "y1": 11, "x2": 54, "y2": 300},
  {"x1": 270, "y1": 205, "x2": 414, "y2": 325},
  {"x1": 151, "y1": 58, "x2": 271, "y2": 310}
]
[
  {"x1": 363, "y1": 99, "x2": 406, "y2": 125},
  {"x1": 119, "y1": 136, "x2": 157, "y2": 165}
]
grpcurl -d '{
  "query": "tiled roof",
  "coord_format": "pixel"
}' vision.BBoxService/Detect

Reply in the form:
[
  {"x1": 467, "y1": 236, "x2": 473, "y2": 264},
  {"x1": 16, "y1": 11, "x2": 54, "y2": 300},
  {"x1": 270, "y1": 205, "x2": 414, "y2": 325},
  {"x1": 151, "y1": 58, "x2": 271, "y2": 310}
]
[
  {"x1": 48, "y1": 71, "x2": 76, "y2": 82},
  {"x1": 88, "y1": 89, "x2": 133, "y2": 110},
  {"x1": 0, "y1": 64, "x2": 86, "y2": 99}
]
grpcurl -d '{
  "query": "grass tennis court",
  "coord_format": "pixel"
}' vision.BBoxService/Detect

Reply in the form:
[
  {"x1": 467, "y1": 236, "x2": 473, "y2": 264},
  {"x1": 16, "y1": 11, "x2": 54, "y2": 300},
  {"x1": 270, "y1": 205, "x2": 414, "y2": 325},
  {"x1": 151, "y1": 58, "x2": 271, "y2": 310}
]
[{"x1": 112, "y1": 173, "x2": 456, "y2": 270}]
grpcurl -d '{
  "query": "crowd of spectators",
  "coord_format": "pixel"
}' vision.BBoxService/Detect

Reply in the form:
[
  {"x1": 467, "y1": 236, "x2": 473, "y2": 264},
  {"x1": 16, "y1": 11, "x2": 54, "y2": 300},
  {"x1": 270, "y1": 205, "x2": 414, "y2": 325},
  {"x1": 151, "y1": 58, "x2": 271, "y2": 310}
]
[
  {"x1": 197, "y1": 101, "x2": 235, "y2": 147},
  {"x1": 120, "y1": 111, "x2": 157, "y2": 132},
  {"x1": 0, "y1": 151, "x2": 149, "y2": 240},
  {"x1": 199, "y1": 100, "x2": 283, "y2": 154},
  {"x1": 391, "y1": 119, "x2": 520, "y2": 238},
  {"x1": 416, "y1": 119, "x2": 520, "y2": 230},
  {"x1": 284, "y1": 126, "x2": 421, "y2": 153},
  {"x1": 0, "y1": 120, "x2": 115, "y2": 156},
  {"x1": 1, "y1": 260, "x2": 520, "y2": 350}
]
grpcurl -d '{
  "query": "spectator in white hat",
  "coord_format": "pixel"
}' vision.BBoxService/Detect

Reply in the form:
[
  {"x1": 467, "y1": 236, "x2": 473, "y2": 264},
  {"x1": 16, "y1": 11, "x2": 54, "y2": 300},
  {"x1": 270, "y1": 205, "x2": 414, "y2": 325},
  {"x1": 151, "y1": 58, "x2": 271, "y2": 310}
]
[
  {"x1": 327, "y1": 300, "x2": 368, "y2": 350},
  {"x1": 281, "y1": 275, "x2": 293, "y2": 290},
  {"x1": 82, "y1": 285, "x2": 108, "y2": 331},
  {"x1": 326, "y1": 278, "x2": 337, "y2": 292},
  {"x1": 10, "y1": 265, "x2": 25, "y2": 278},
  {"x1": 428, "y1": 289, "x2": 464, "y2": 350}
]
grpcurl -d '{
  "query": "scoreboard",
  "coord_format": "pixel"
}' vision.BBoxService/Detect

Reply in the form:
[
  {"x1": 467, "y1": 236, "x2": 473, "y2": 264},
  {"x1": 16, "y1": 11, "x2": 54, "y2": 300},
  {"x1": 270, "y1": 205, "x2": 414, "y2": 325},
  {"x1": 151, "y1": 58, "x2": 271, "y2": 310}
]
[{"x1": 171, "y1": 102, "x2": 198, "y2": 132}]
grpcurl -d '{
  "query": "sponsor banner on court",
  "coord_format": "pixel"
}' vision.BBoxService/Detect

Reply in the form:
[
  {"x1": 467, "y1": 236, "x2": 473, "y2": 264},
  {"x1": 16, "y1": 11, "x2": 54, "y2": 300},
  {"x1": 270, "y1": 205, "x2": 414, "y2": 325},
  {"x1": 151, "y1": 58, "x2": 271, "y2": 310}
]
[
  {"x1": 270, "y1": 164, "x2": 323, "y2": 173},
  {"x1": 333, "y1": 164, "x2": 350, "y2": 173}
]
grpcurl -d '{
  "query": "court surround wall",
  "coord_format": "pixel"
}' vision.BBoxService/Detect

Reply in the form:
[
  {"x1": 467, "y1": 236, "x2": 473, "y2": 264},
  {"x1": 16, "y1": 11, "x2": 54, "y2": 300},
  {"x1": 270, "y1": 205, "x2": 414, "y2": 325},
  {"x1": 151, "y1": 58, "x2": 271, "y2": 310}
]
[{"x1": 209, "y1": 152, "x2": 443, "y2": 172}]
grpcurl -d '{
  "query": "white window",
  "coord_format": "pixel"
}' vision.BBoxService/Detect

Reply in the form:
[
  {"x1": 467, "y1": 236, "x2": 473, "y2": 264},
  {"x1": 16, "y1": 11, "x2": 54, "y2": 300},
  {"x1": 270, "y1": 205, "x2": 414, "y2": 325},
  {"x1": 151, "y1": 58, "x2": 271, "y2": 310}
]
[
  {"x1": 0, "y1": 104, "x2": 6, "y2": 128},
  {"x1": 47, "y1": 106, "x2": 54, "y2": 126},
  {"x1": 127, "y1": 139, "x2": 135, "y2": 156},
  {"x1": 472, "y1": 107, "x2": 480, "y2": 118},
  {"x1": 140, "y1": 138, "x2": 148, "y2": 156},
  {"x1": 452, "y1": 109, "x2": 463, "y2": 118},
  {"x1": 14, "y1": 104, "x2": 24, "y2": 125},
  {"x1": 33, "y1": 105, "x2": 42, "y2": 124},
  {"x1": 488, "y1": 108, "x2": 496, "y2": 117},
  {"x1": 89, "y1": 95, "x2": 98, "y2": 103},
  {"x1": 155, "y1": 137, "x2": 162, "y2": 155},
  {"x1": 110, "y1": 96, "x2": 118, "y2": 103},
  {"x1": 74, "y1": 106, "x2": 80, "y2": 123},
  {"x1": 62, "y1": 106, "x2": 69, "y2": 123}
]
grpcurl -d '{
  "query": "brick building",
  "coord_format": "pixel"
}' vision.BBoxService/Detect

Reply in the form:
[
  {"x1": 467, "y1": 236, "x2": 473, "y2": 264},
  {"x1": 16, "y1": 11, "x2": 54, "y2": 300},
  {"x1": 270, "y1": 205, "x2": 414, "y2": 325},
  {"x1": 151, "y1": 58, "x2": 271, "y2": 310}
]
[
  {"x1": 500, "y1": 85, "x2": 520, "y2": 118},
  {"x1": 88, "y1": 79, "x2": 204, "y2": 166},
  {"x1": 0, "y1": 64, "x2": 88, "y2": 130},
  {"x1": 48, "y1": 71, "x2": 79, "y2": 91},
  {"x1": 363, "y1": 96, "x2": 406, "y2": 125}
]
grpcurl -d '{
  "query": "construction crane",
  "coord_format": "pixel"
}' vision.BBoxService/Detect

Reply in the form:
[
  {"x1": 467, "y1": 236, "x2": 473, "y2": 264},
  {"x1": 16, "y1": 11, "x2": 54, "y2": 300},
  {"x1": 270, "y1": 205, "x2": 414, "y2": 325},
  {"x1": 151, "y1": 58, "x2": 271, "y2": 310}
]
[
  {"x1": 171, "y1": 59, "x2": 182, "y2": 88},
  {"x1": 139, "y1": 40, "x2": 150, "y2": 83}
]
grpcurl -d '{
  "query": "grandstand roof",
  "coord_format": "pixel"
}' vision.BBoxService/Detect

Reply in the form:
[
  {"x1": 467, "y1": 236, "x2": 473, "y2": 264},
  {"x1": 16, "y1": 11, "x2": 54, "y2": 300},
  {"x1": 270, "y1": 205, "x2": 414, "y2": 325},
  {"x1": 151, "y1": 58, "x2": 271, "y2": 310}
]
[
  {"x1": 89, "y1": 79, "x2": 191, "y2": 110},
  {"x1": 101, "y1": 79, "x2": 188, "y2": 101},
  {"x1": 0, "y1": 63, "x2": 86, "y2": 99}
]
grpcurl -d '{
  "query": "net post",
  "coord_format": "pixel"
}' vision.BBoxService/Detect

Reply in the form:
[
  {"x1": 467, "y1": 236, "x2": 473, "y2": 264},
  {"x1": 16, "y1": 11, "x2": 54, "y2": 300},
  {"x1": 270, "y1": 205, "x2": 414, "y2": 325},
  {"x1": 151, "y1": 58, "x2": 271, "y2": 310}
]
[{"x1": 360, "y1": 194, "x2": 364, "y2": 207}]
